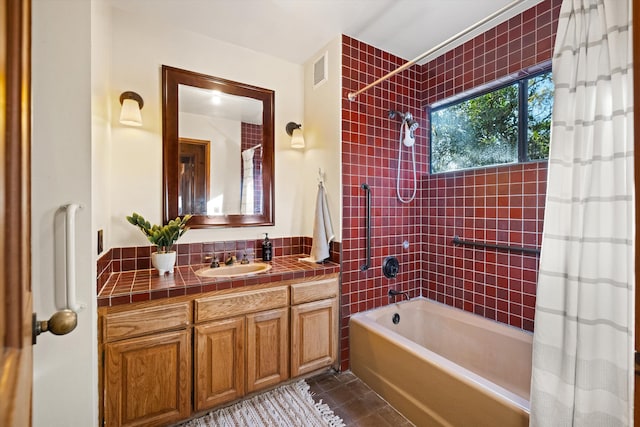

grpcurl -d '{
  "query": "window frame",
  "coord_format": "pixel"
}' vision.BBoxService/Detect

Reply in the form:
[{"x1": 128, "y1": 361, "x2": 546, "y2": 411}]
[{"x1": 428, "y1": 66, "x2": 552, "y2": 174}]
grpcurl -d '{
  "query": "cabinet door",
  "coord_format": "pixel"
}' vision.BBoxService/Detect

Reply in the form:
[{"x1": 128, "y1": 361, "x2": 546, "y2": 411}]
[
  {"x1": 246, "y1": 307, "x2": 289, "y2": 393},
  {"x1": 291, "y1": 298, "x2": 338, "y2": 377},
  {"x1": 104, "y1": 330, "x2": 191, "y2": 427},
  {"x1": 194, "y1": 317, "x2": 245, "y2": 411}
]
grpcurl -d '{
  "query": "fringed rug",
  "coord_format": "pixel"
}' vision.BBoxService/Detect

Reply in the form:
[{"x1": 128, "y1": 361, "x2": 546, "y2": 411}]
[{"x1": 178, "y1": 380, "x2": 345, "y2": 427}]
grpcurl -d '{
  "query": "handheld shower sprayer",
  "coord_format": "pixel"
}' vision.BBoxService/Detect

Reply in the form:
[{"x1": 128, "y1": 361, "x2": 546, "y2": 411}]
[
  {"x1": 388, "y1": 109, "x2": 419, "y2": 203},
  {"x1": 405, "y1": 115, "x2": 419, "y2": 133},
  {"x1": 402, "y1": 113, "x2": 419, "y2": 147},
  {"x1": 403, "y1": 122, "x2": 415, "y2": 147},
  {"x1": 389, "y1": 110, "x2": 419, "y2": 145},
  {"x1": 390, "y1": 110, "x2": 419, "y2": 147}
]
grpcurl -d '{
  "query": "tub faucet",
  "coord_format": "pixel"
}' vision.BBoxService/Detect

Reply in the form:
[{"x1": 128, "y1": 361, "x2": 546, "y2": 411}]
[{"x1": 389, "y1": 289, "x2": 410, "y2": 301}]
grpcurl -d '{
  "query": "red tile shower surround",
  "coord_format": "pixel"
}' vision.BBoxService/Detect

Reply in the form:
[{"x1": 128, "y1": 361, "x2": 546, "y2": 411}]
[
  {"x1": 341, "y1": 35, "x2": 428, "y2": 370},
  {"x1": 241, "y1": 122, "x2": 263, "y2": 213},
  {"x1": 423, "y1": 162, "x2": 547, "y2": 332},
  {"x1": 339, "y1": 0, "x2": 560, "y2": 370},
  {"x1": 419, "y1": 0, "x2": 561, "y2": 102}
]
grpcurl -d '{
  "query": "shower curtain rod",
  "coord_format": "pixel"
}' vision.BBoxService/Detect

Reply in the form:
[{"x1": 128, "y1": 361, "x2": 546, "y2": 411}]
[{"x1": 347, "y1": 0, "x2": 536, "y2": 101}]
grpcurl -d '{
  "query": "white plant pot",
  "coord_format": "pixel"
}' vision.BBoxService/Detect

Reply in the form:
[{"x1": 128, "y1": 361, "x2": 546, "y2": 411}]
[{"x1": 151, "y1": 251, "x2": 177, "y2": 275}]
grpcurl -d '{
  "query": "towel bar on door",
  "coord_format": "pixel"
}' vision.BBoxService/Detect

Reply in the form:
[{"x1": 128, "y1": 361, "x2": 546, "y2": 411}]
[{"x1": 32, "y1": 203, "x2": 85, "y2": 343}]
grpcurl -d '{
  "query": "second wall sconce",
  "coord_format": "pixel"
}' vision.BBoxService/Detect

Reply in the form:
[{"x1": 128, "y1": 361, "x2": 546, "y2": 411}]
[
  {"x1": 119, "y1": 91, "x2": 144, "y2": 126},
  {"x1": 286, "y1": 122, "x2": 305, "y2": 148}
]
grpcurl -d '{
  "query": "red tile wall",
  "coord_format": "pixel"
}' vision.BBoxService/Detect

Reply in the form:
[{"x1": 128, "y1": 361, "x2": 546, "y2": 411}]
[
  {"x1": 419, "y1": 0, "x2": 560, "y2": 332},
  {"x1": 419, "y1": 0, "x2": 560, "y2": 102},
  {"x1": 241, "y1": 122, "x2": 263, "y2": 213},
  {"x1": 340, "y1": 0, "x2": 561, "y2": 369},
  {"x1": 97, "y1": 238, "x2": 341, "y2": 294},
  {"x1": 422, "y1": 163, "x2": 547, "y2": 331},
  {"x1": 340, "y1": 35, "x2": 428, "y2": 370}
]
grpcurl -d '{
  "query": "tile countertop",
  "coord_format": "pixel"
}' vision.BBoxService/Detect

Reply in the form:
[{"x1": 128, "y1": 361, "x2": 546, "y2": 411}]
[{"x1": 98, "y1": 254, "x2": 340, "y2": 307}]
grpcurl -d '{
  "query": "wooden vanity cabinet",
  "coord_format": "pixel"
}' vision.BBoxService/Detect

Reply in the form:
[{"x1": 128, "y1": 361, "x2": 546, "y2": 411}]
[
  {"x1": 98, "y1": 273, "x2": 339, "y2": 426},
  {"x1": 101, "y1": 302, "x2": 191, "y2": 427},
  {"x1": 193, "y1": 285, "x2": 289, "y2": 412},
  {"x1": 290, "y1": 276, "x2": 339, "y2": 377}
]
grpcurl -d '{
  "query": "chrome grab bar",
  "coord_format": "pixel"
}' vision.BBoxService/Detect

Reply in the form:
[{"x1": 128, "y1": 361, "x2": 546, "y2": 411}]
[
  {"x1": 360, "y1": 183, "x2": 371, "y2": 271},
  {"x1": 452, "y1": 235, "x2": 541, "y2": 255}
]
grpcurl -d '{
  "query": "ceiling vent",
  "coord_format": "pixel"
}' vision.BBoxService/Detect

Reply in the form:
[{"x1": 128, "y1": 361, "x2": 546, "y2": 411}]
[{"x1": 313, "y1": 51, "x2": 328, "y2": 89}]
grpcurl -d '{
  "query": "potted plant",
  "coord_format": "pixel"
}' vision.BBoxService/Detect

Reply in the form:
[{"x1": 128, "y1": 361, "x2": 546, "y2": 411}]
[{"x1": 126, "y1": 212, "x2": 192, "y2": 275}]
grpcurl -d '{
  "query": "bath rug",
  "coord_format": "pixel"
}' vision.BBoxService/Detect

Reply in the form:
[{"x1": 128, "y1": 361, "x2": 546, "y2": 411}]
[{"x1": 177, "y1": 380, "x2": 345, "y2": 427}]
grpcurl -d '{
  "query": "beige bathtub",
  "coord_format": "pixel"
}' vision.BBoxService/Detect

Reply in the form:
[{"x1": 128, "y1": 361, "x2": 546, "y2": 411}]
[{"x1": 350, "y1": 297, "x2": 532, "y2": 427}]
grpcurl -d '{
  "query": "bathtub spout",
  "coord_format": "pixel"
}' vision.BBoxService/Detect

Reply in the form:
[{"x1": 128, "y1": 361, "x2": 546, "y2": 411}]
[{"x1": 389, "y1": 289, "x2": 410, "y2": 301}]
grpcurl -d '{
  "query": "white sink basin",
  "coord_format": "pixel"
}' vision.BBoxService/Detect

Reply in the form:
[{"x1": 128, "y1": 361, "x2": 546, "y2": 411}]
[{"x1": 195, "y1": 262, "x2": 272, "y2": 278}]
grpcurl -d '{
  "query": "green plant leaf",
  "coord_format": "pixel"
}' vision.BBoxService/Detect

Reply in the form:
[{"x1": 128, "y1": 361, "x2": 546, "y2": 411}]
[{"x1": 125, "y1": 212, "x2": 191, "y2": 250}]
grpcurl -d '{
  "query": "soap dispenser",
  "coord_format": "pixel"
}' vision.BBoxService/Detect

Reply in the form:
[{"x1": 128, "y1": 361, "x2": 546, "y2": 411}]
[{"x1": 262, "y1": 233, "x2": 272, "y2": 261}]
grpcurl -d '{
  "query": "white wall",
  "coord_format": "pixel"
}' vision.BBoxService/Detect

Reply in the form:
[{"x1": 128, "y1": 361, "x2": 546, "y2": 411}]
[
  {"x1": 179, "y1": 113, "x2": 241, "y2": 213},
  {"x1": 92, "y1": 1, "x2": 112, "y2": 256},
  {"x1": 302, "y1": 38, "x2": 343, "y2": 241},
  {"x1": 109, "y1": 7, "x2": 307, "y2": 249},
  {"x1": 32, "y1": 1, "x2": 99, "y2": 426}
]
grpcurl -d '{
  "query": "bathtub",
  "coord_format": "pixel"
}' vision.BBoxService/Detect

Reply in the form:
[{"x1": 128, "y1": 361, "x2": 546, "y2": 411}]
[{"x1": 350, "y1": 297, "x2": 532, "y2": 427}]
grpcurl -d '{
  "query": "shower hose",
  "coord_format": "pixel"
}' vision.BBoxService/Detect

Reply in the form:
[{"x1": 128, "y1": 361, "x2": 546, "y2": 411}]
[{"x1": 396, "y1": 122, "x2": 417, "y2": 204}]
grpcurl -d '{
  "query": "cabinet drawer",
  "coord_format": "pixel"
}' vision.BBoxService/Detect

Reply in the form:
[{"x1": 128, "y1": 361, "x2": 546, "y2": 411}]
[
  {"x1": 103, "y1": 301, "x2": 191, "y2": 342},
  {"x1": 195, "y1": 286, "x2": 289, "y2": 323},
  {"x1": 290, "y1": 277, "x2": 339, "y2": 305}
]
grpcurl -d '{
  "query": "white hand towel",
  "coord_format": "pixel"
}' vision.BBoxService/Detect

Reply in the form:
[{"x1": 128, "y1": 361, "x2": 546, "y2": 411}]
[{"x1": 300, "y1": 183, "x2": 334, "y2": 263}]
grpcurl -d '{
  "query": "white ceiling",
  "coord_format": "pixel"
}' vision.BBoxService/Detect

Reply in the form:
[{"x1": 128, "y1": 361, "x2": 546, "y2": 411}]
[{"x1": 107, "y1": 0, "x2": 542, "y2": 65}]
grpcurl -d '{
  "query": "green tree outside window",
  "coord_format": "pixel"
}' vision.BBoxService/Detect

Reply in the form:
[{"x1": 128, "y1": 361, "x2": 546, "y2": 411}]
[{"x1": 430, "y1": 70, "x2": 553, "y2": 173}]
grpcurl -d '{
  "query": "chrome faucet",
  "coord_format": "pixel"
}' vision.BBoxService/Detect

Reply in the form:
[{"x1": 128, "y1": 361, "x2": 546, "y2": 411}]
[
  {"x1": 210, "y1": 256, "x2": 220, "y2": 268},
  {"x1": 224, "y1": 253, "x2": 237, "y2": 266},
  {"x1": 204, "y1": 254, "x2": 220, "y2": 268},
  {"x1": 388, "y1": 289, "x2": 410, "y2": 301}
]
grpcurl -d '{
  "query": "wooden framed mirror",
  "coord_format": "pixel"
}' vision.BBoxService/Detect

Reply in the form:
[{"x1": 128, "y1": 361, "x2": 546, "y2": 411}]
[{"x1": 162, "y1": 65, "x2": 274, "y2": 227}]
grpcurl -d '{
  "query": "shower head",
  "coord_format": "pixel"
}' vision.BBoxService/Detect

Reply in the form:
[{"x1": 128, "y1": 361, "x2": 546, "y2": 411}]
[
  {"x1": 389, "y1": 110, "x2": 419, "y2": 132},
  {"x1": 405, "y1": 117, "x2": 419, "y2": 132}
]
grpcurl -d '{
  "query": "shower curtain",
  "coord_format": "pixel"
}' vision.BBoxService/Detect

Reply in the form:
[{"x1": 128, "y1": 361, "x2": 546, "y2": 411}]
[
  {"x1": 529, "y1": 0, "x2": 634, "y2": 426},
  {"x1": 240, "y1": 148, "x2": 255, "y2": 215}
]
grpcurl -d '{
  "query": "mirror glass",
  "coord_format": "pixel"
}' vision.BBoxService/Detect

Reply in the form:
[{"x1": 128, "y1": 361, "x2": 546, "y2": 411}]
[{"x1": 163, "y1": 66, "x2": 274, "y2": 227}]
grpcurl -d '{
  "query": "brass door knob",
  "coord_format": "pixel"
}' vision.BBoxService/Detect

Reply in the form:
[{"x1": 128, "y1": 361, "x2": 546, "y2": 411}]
[{"x1": 33, "y1": 309, "x2": 78, "y2": 344}]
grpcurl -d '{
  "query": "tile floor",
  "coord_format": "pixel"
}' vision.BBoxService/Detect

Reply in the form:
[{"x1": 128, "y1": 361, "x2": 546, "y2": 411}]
[{"x1": 307, "y1": 370, "x2": 415, "y2": 426}]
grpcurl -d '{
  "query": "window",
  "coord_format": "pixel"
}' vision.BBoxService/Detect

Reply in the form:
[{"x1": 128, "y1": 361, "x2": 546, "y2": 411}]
[{"x1": 430, "y1": 70, "x2": 553, "y2": 173}]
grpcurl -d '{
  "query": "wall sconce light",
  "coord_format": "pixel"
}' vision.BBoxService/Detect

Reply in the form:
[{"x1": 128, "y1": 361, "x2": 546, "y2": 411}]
[
  {"x1": 286, "y1": 122, "x2": 305, "y2": 148},
  {"x1": 119, "y1": 91, "x2": 144, "y2": 126}
]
